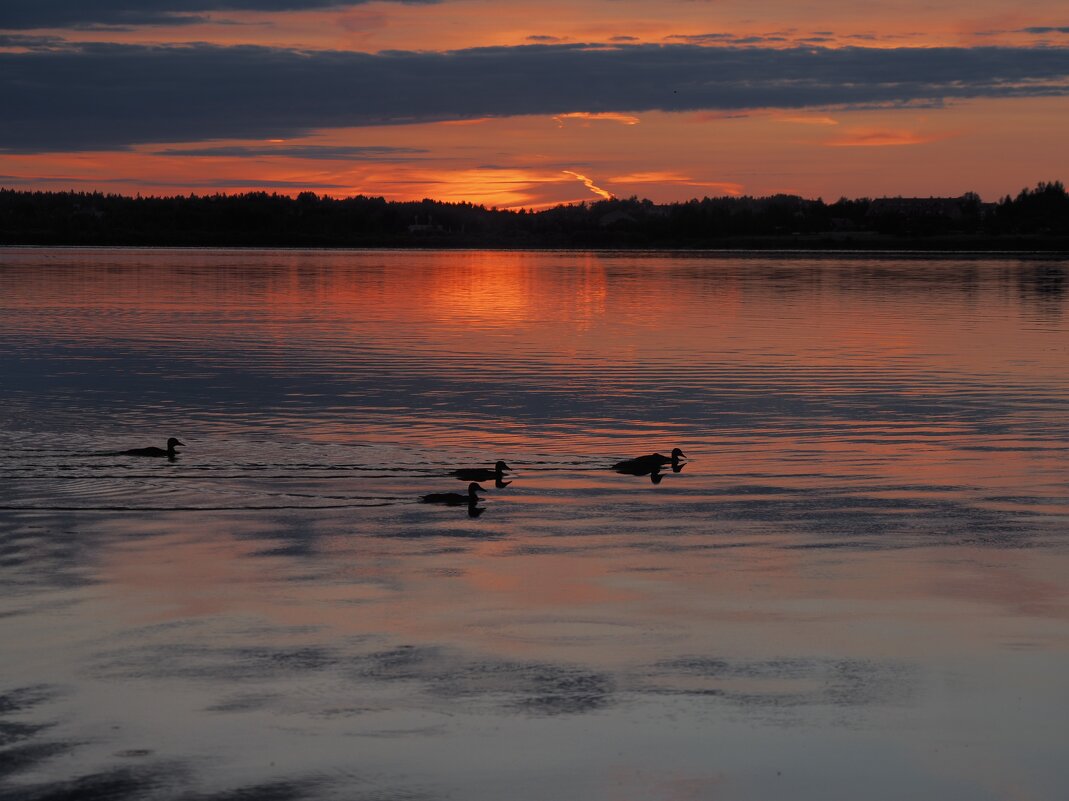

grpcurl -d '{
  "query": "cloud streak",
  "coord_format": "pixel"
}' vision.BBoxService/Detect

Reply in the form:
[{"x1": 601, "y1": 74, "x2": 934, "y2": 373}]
[
  {"x1": 0, "y1": 174, "x2": 355, "y2": 188},
  {"x1": 607, "y1": 172, "x2": 744, "y2": 194},
  {"x1": 563, "y1": 170, "x2": 614, "y2": 200},
  {"x1": 0, "y1": 1, "x2": 439, "y2": 30},
  {"x1": 1, "y1": 42, "x2": 1067, "y2": 152},
  {"x1": 824, "y1": 128, "x2": 949, "y2": 147},
  {"x1": 553, "y1": 112, "x2": 641, "y2": 127},
  {"x1": 151, "y1": 144, "x2": 428, "y2": 159}
]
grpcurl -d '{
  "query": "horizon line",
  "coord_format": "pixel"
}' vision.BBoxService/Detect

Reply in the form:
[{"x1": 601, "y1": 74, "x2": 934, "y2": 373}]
[{"x1": 4, "y1": 183, "x2": 1063, "y2": 210}]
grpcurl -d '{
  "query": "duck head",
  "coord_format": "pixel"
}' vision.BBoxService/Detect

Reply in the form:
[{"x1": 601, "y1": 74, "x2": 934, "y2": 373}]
[
  {"x1": 467, "y1": 482, "x2": 486, "y2": 496},
  {"x1": 671, "y1": 448, "x2": 686, "y2": 461},
  {"x1": 167, "y1": 438, "x2": 185, "y2": 449},
  {"x1": 495, "y1": 460, "x2": 511, "y2": 472}
]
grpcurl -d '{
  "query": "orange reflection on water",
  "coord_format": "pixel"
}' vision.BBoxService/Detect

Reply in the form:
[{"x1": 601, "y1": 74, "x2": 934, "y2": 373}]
[
  {"x1": 3, "y1": 250, "x2": 1067, "y2": 495},
  {"x1": 2, "y1": 248, "x2": 1068, "y2": 801},
  {"x1": 87, "y1": 504, "x2": 1069, "y2": 669},
  {"x1": 422, "y1": 252, "x2": 535, "y2": 329}
]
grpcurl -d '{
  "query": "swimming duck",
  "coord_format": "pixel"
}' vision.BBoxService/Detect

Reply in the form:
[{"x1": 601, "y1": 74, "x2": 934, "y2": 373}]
[
  {"x1": 613, "y1": 448, "x2": 686, "y2": 472},
  {"x1": 421, "y1": 482, "x2": 485, "y2": 506},
  {"x1": 452, "y1": 461, "x2": 511, "y2": 482},
  {"x1": 120, "y1": 438, "x2": 185, "y2": 458},
  {"x1": 613, "y1": 461, "x2": 666, "y2": 483}
]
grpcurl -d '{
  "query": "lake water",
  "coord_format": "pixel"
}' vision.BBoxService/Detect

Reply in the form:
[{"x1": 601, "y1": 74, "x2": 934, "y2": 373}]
[{"x1": 1, "y1": 248, "x2": 1067, "y2": 801}]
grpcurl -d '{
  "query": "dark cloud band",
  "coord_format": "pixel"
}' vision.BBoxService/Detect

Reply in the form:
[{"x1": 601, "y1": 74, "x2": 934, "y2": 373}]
[
  {"x1": 153, "y1": 144, "x2": 428, "y2": 159},
  {"x1": 0, "y1": 1, "x2": 438, "y2": 30},
  {"x1": 1, "y1": 42, "x2": 1067, "y2": 152}
]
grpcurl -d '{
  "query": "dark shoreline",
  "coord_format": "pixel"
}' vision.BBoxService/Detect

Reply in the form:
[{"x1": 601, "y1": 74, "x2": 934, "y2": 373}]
[
  {"x1": 3, "y1": 183, "x2": 1067, "y2": 253},
  {"x1": 3, "y1": 241, "x2": 1069, "y2": 257}
]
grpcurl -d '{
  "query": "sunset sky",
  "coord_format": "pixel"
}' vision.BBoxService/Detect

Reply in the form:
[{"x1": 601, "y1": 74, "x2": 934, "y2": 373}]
[{"x1": 2, "y1": 0, "x2": 1068, "y2": 207}]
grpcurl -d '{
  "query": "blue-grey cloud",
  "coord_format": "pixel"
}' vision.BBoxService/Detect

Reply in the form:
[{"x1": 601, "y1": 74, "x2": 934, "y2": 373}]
[
  {"x1": 0, "y1": 1, "x2": 438, "y2": 30},
  {"x1": 1, "y1": 42, "x2": 1067, "y2": 152},
  {"x1": 152, "y1": 144, "x2": 428, "y2": 159},
  {"x1": 0, "y1": 174, "x2": 356, "y2": 188},
  {"x1": 0, "y1": 33, "x2": 68, "y2": 47},
  {"x1": 666, "y1": 32, "x2": 790, "y2": 45}
]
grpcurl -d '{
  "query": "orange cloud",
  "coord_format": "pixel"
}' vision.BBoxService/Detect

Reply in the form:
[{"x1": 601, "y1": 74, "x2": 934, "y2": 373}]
[
  {"x1": 689, "y1": 110, "x2": 752, "y2": 123},
  {"x1": 608, "y1": 171, "x2": 744, "y2": 195},
  {"x1": 436, "y1": 118, "x2": 494, "y2": 127},
  {"x1": 554, "y1": 112, "x2": 641, "y2": 127},
  {"x1": 609, "y1": 171, "x2": 692, "y2": 182},
  {"x1": 775, "y1": 115, "x2": 840, "y2": 126},
  {"x1": 693, "y1": 111, "x2": 840, "y2": 126},
  {"x1": 825, "y1": 128, "x2": 949, "y2": 146}
]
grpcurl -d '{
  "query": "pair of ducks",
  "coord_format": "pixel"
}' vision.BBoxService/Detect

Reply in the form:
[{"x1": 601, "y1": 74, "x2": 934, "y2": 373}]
[
  {"x1": 421, "y1": 461, "x2": 511, "y2": 507},
  {"x1": 422, "y1": 448, "x2": 686, "y2": 507},
  {"x1": 613, "y1": 448, "x2": 686, "y2": 483}
]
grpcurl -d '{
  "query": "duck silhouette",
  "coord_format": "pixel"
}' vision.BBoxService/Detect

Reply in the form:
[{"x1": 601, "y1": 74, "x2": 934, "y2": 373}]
[
  {"x1": 119, "y1": 438, "x2": 185, "y2": 459},
  {"x1": 613, "y1": 448, "x2": 686, "y2": 473},
  {"x1": 614, "y1": 461, "x2": 666, "y2": 483},
  {"x1": 421, "y1": 482, "x2": 485, "y2": 506}
]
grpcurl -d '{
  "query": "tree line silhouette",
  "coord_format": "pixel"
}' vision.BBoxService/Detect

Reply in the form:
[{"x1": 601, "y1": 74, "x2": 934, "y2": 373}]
[{"x1": 1, "y1": 181, "x2": 1066, "y2": 249}]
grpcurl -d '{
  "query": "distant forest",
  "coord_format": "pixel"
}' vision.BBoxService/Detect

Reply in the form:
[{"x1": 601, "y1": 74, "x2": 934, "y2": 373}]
[{"x1": 1, "y1": 181, "x2": 1068, "y2": 249}]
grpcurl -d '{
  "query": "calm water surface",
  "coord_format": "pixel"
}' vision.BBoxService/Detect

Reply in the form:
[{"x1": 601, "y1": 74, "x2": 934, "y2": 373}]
[{"x1": 1, "y1": 248, "x2": 1067, "y2": 801}]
